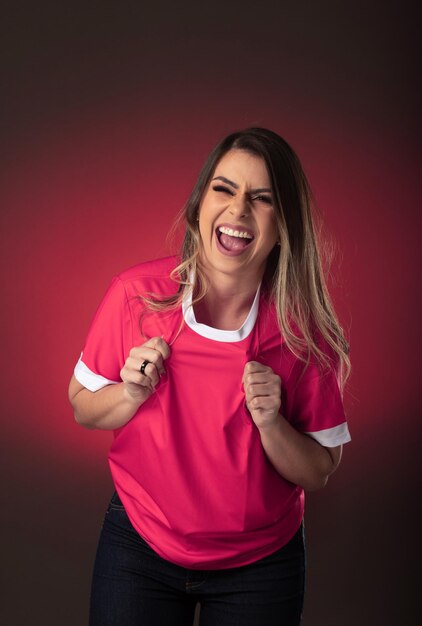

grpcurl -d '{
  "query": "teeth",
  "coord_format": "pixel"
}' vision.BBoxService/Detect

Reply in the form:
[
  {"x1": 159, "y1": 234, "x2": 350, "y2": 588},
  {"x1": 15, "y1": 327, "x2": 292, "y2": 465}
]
[{"x1": 218, "y1": 226, "x2": 253, "y2": 239}]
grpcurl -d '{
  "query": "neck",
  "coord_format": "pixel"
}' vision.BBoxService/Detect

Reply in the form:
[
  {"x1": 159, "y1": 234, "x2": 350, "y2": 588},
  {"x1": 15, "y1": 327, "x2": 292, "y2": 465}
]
[{"x1": 194, "y1": 267, "x2": 262, "y2": 330}]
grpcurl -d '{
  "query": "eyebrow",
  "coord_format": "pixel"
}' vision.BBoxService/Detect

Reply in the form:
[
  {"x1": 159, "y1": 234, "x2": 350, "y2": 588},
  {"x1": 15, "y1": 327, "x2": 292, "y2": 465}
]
[
  {"x1": 212, "y1": 176, "x2": 239, "y2": 189},
  {"x1": 212, "y1": 176, "x2": 272, "y2": 194}
]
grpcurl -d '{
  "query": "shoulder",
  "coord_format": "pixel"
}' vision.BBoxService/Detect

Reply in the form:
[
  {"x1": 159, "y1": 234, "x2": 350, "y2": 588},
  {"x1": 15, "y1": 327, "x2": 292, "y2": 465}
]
[
  {"x1": 117, "y1": 255, "x2": 179, "y2": 282},
  {"x1": 114, "y1": 256, "x2": 181, "y2": 297},
  {"x1": 259, "y1": 295, "x2": 340, "y2": 380}
]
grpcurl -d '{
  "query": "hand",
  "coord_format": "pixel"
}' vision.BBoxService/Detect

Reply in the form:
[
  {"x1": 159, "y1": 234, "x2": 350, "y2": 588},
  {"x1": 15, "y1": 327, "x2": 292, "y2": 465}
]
[
  {"x1": 242, "y1": 361, "x2": 282, "y2": 429},
  {"x1": 120, "y1": 337, "x2": 170, "y2": 403}
]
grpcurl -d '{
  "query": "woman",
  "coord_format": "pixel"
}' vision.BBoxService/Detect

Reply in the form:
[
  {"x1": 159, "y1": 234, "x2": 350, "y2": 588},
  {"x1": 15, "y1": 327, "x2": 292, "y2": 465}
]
[{"x1": 69, "y1": 127, "x2": 351, "y2": 626}]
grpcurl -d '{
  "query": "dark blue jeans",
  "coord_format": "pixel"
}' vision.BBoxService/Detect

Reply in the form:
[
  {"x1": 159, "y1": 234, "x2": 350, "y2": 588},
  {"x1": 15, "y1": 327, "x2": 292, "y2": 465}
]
[{"x1": 89, "y1": 492, "x2": 306, "y2": 626}]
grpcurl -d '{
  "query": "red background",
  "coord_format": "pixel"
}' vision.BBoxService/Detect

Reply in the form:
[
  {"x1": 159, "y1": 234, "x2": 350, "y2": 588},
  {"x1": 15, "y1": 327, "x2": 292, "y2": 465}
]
[{"x1": 1, "y1": 2, "x2": 420, "y2": 624}]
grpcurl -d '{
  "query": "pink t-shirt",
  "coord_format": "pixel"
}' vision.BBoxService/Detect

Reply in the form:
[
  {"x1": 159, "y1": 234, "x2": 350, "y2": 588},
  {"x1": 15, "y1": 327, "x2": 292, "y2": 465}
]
[{"x1": 74, "y1": 256, "x2": 351, "y2": 569}]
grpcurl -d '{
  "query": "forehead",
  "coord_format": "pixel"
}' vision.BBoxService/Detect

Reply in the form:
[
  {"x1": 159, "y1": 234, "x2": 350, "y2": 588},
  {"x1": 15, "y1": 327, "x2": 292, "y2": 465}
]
[{"x1": 213, "y1": 149, "x2": 271, "y2": 187}]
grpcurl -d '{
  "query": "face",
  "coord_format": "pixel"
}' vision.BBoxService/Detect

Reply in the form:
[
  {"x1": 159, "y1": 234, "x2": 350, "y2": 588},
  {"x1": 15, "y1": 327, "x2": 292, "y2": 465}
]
[{"x1": 198, "y1": 149, "x2": 278, "y2": 281}]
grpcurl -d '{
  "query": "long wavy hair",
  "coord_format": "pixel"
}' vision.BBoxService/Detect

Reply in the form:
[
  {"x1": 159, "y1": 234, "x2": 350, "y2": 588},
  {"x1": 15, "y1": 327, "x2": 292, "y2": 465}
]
[{"x1": 143, "y1": 127, "x2": 350, "y2": 388}]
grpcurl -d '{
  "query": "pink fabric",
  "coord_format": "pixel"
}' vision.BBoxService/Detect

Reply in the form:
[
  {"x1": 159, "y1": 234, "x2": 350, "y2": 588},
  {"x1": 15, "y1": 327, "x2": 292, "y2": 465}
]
[{"x1": 76, "y1": 256, "x2": 350, "y2": 569}]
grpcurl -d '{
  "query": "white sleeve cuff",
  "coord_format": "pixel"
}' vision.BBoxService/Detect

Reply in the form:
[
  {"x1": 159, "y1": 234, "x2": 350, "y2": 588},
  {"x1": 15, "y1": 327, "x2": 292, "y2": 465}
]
[
  {"x1": 305, "y1": 422, "x2": 351, "y2": 447},
  {"x1": 74, "y1": 356, "x2": 120, "y2": 392}
]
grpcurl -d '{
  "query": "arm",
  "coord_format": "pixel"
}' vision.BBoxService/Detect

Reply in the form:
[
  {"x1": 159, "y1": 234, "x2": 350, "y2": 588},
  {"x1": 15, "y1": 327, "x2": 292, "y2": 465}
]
[
  {"x1": 69, "y1": 337, "x2": 170, "y2": 430},
  {"x1": 258, "y1": 418, "x2": 342, "y2": 490},
  {"x1": 242, "y1": 361, "x2": 342, "y2": 491}
]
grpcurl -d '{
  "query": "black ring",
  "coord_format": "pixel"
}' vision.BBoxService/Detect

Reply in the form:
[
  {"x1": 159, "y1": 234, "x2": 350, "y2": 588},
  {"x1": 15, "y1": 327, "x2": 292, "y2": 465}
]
[{"x1": 140, "y1": 360, "x2": 150, "y2": 375}]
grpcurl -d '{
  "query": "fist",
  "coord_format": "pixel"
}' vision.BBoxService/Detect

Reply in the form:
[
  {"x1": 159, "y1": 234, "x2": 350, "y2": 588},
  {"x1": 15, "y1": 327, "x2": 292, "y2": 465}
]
[
  {"x1": 120, "y1": 336, "x2": 170, "y2": 402},
  {"x1": 242, "y1": 361, "x2": 282, "y2": 429}
]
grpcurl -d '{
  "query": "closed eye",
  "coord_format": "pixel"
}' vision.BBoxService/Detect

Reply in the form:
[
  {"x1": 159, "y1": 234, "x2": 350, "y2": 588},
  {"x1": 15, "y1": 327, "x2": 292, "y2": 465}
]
[
  {"x1": 251, "y1": 194, "x2": 272, "y2": 205},
  {"x1": 213, "y1": 185, "x2": 234, "y2": 196}
]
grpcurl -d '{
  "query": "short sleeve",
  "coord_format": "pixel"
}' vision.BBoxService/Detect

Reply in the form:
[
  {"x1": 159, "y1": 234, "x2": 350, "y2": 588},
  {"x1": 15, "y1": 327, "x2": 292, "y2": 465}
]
[
  {"x1": 74, "y1": 277, "x2": 133, "y2": 392},
  {"x1": 284, "y1": 347, "x2": 351, "y2": 448}
]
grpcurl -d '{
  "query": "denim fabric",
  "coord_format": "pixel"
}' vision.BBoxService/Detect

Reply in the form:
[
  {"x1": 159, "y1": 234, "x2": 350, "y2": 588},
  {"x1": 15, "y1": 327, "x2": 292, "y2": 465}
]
[{"x1": 89, "y1": 492, "x2": 306, "y2": 626}]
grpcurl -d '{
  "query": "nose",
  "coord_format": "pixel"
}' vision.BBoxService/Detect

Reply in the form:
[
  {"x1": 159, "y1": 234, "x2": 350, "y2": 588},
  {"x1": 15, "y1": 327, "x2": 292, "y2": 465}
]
[{"x1": 229, "y1": 194, "x2": 249, "y2": 218}]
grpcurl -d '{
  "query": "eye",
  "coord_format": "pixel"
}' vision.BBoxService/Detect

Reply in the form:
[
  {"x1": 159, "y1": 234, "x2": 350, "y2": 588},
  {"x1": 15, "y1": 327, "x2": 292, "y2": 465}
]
[
  {"x1": 251, "y1": 194, "x2": 272, "y2": 205},
  {"x1": 212, "y1": 185, "x2": 234, "y2": 196}
]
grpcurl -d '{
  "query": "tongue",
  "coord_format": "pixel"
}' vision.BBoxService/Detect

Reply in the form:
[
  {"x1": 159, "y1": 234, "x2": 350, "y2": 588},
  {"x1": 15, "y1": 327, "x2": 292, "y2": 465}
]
[{"x1": 220, "y1": 233, "x2": 251, "y2": 251}]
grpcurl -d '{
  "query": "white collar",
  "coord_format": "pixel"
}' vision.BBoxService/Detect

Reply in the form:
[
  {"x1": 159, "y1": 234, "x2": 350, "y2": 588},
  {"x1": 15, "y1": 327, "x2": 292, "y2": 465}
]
[{"x1": 181, "y1": 283, "x2": 261, "y2": 343}]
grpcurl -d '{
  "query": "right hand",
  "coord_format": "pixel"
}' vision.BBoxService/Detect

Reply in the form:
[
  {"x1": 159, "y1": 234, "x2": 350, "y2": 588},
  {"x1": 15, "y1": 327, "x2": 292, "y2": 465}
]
[{"x1": 120, "y1": 336, "x2": 170, "y2": 402}]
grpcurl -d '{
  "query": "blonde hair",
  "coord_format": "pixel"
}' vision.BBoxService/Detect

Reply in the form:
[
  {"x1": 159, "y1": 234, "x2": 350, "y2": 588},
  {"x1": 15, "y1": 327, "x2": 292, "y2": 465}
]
[{"x1": 143, "y1": 128, "x2": 350, "y2": 389}]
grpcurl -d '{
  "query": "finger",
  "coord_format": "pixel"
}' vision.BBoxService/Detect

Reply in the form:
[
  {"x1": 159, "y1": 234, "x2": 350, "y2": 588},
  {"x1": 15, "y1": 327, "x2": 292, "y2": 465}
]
[
  {"x1": 120, "y1": 364, "x2": 154, "y2": 391},
  {"x1": 129, "y1": 346, "x2": 165, "y2": 375},
  {"x1": 248, "y1": 395, "x2": 280, "y2": 412},
  {"x1": 123, "y1": 357, "x2": 160, "y2": 388},
  {"x1": 137, "y1": 360, "x2": 160, "y2": 387},
  {"x1": 143, "y1": 336, "x2": 171, "y2": 360},
  {"x1": 246, "y1": 381, "x2": 281, "y2": 399},
  {"x1": 246, "y1": 391, "x2": 281, "y2": 414},
  {"x1": 243, "y1": 361, "x2": 271, "y2": 378},
  {"x1": 244, "y1": 372, "x2": 279, "y2": 386}
]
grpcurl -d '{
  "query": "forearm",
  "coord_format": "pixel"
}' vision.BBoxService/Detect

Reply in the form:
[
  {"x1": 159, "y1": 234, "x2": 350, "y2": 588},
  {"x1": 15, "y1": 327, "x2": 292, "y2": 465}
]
[
  {"x1": 70, "y1": 378, "x2": 148, "y2": 430},
  {"x1": 258, "y1": 415, "x2": 340, "y2": 491},
  {"x1": 70, "y1": 338, "x2": 170, "y2": 430}
]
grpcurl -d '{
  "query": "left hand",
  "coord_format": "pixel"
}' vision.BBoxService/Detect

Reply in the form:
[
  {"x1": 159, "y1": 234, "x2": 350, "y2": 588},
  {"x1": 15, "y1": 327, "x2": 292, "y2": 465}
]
[{"x1": 242, "y1": 361, "x2": 282, "y2": 429}]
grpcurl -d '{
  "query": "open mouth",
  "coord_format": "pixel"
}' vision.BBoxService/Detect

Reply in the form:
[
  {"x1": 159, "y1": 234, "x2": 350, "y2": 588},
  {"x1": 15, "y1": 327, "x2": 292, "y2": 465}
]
[{"x1": 215, "y1": 225, "x2": 255, "y2": 254}]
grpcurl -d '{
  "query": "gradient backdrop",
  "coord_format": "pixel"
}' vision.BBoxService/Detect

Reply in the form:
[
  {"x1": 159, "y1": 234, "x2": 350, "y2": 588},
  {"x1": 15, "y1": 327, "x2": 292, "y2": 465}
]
[{"x1": 1, "y1": 2, "x2": 420, "y2": 625}]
